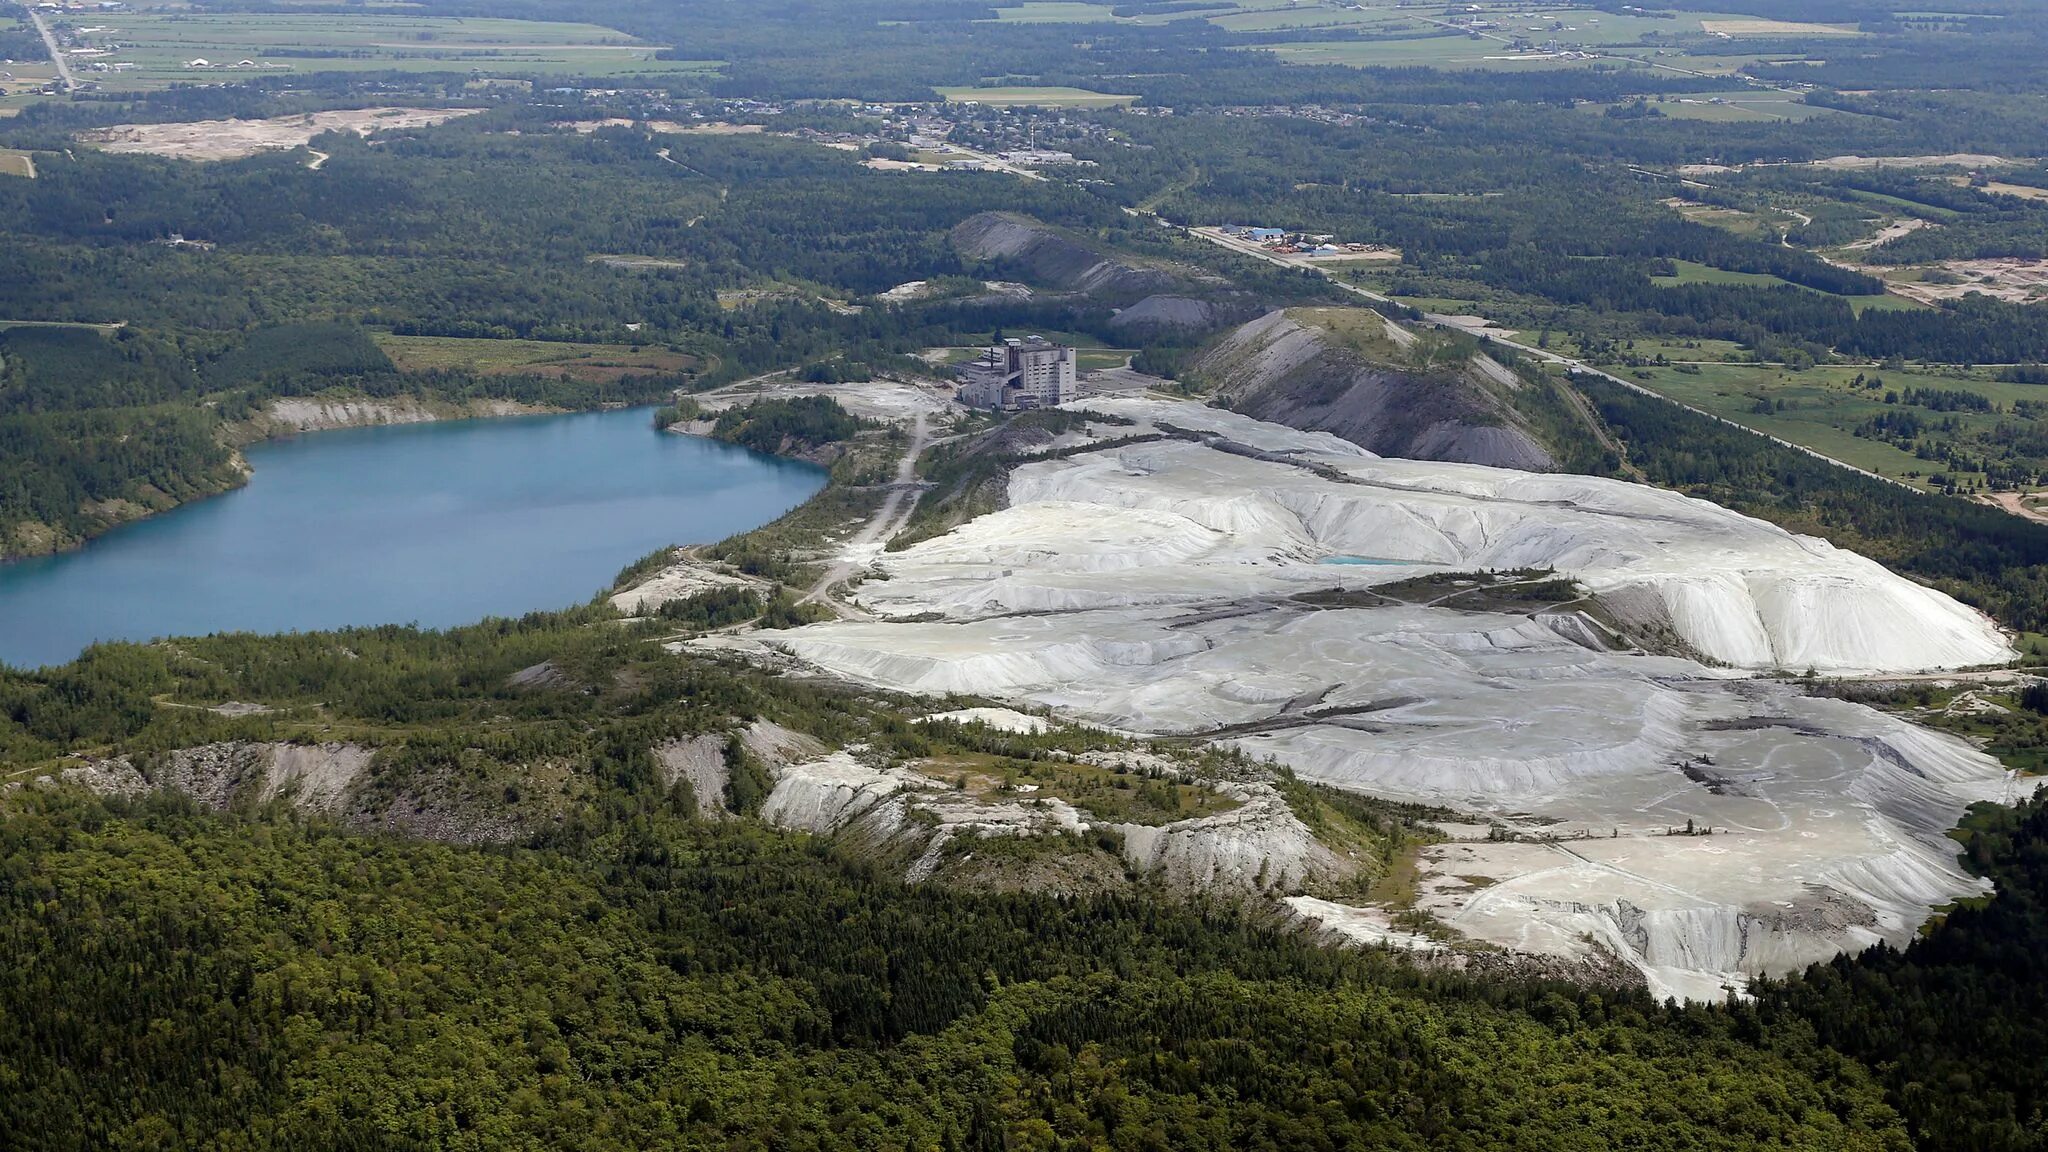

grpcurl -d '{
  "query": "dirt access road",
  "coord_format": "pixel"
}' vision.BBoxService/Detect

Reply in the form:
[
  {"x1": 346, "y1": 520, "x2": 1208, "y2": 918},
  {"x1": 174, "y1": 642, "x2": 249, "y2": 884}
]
[{"x1": 801, "y1": 411, "x2": 932, "y2": 618}]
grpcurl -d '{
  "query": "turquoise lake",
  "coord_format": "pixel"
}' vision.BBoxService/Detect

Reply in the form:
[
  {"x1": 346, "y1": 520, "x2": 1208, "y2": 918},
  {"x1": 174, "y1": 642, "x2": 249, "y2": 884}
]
[{"x1": 0, "y1": 407, "x2": 825, "y2": 670}]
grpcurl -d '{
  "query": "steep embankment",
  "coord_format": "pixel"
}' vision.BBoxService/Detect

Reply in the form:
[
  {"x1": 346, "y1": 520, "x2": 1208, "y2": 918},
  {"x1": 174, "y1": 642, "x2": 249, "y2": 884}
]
[
  {"x1": 950, "y1": 211, "x2": 1250, "y2": 335},
  {"x1": 239, "y1": 395, "x2": 559, "y2": 437},
  {"x1": 1190, "y1": 308, "x2": 1606, "y2": 472}
]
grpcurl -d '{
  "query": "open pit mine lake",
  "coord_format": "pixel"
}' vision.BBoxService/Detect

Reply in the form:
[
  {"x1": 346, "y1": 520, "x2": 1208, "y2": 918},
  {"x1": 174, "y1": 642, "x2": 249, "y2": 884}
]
[{"x1": 0, "y1": 407, "x2": 824, "y2": 669}]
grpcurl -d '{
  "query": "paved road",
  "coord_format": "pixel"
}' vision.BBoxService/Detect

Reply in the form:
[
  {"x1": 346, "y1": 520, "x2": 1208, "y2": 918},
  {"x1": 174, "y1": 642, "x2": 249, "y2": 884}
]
[
  {"x1": 28, "y1": 7, "x2": 75, "y2": 92},
  {"x1": 1175, "y1": 216, "x2": 1920, "y2": 491}
]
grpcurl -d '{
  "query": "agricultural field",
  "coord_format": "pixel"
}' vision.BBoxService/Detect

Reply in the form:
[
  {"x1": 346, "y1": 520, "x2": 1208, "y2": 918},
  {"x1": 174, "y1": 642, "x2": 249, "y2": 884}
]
[
  {"x1": 981, "y1": 2, "x2": 1124, "y2": 22},
  {"x1": 1619, "y1": 360, "x2": 2048, "y2": 489},
  {"x1": 1696, "y1": 17, "x2": 1860, "y2": 35},
  {"x1": 934, "y1": 85, "x2": 1137, "y2": 107},
  {"x1": 48, "y1": 13, "x2": 720, "y2": 90},
  {"x1": 1250, "y1": 36, "x2": 1611, "y2": 70},
  {"x1": 373, "y1": 334, "x2": 698, "y2": 383},
  {"x1": 1240, "y1": 3, "x2": 1865, "y2": 69},
  {"x1": 0, "y1": 147, "x2": 33, "y2": 178}
]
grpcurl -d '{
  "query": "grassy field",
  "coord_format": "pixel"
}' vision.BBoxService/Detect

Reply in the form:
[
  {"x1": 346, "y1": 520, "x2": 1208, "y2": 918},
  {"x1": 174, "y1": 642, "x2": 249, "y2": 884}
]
[
  {"x1": 1619, "y1": 361, "x2": 2048, "y2": 485},
  {"x1": 1651, "y1": 259, "x2": 1928, "y2": 313},
  {"x1": 374, "y1": 334, "x2": 697, "y2": 382},
  {"x1": 1241, "y1": 3, "x2": 1865, "y2": 69},
  {"x1": 1076, "y1": 348, "x2": 1136, "y2": 371},
  {"x1": 0, "y1": 149, "x2": 33, "y2": 178},
  {"x1": 934, "y1": 85, "x2": 1137, "y2": 107},
  {"x1": 1650, "y1": 258, "x2": 1795, "y2": 288},
  {"x1": 50, "y1": 14, "x2": 719, "y2": 89},
  {"x1": 1666, "y1": 201, "x2": 1779, "y2": 239},
  {"x1": 1589, "y1": 335, "x2": 1753, "y2": 363}
]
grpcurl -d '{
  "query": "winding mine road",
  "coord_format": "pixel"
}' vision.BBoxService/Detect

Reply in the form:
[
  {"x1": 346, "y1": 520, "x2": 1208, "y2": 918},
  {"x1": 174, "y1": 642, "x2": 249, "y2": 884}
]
[{"x1": 801, "y1": 411, "x2": 931, "y2": 618}]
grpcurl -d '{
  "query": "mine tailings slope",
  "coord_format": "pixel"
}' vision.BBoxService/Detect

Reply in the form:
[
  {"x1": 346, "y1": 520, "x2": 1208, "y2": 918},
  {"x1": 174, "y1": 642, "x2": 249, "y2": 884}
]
[
  {"x1": 1189, "y1": 307, "x2": 1604, "y2": 472},
  {"x1": 950, "y1": 211, "x2": 1257, "y2": 337}
]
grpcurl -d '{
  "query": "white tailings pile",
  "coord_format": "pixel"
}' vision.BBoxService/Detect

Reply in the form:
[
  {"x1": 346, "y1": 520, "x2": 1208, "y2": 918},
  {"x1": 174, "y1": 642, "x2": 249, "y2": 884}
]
[
  {"x1": 759, "y1": 751, "x2": 1354, "y2": 893},
  {"x1": 749, "y1": 397, "x2": 2031, "y2": 998},
  {"x1": 914, "y1": 707, "x2": 1053, "y2": 733},
  {"x1": 847, "y1": 398, "x2": 2010, "y2": 673}
]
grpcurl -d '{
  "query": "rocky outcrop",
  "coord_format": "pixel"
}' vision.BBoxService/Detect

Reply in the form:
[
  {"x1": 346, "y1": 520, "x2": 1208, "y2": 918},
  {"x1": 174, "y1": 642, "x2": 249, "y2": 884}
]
[
  {"x1": 1192, "y1": 309, "x2": 1557, "y2": 471},
  {"x1": 44, "y1": 739, "x2": 534, "y2": 844},
  {"x1": 59, "y1": 741, "x2": 371, "y2": 815},
  {"x1": 654, "y1": 733, "x2": 731, "y2": 817},
  {"x1": 1115, "y1": 780, "x2": 1357, "y2": 894}
]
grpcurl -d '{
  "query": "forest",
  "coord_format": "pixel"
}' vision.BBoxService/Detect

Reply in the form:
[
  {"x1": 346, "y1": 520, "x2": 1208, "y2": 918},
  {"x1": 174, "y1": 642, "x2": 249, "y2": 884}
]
[{"x1": 0, "y1": 787, "x2": 1926, "y2": 1152}]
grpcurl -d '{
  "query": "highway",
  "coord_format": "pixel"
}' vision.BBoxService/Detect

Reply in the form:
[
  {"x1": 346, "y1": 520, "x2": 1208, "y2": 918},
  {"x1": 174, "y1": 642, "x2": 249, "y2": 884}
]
[
  {"x1": 1173, "y1": 217, "x2": 1921, "y2": 491},
  {"x1": 27, "y1": 5, "x2": 76, "y2": 93}
]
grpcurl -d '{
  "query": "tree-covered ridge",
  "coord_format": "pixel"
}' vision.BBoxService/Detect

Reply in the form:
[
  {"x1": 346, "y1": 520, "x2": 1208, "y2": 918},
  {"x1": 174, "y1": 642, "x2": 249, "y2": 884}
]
[
  {"x1": 0, "y1": 790, "x2": 1911, "y2": 1152},
  {"x1": 711, "y1": 395, "x2": 869, "y2": 456}
]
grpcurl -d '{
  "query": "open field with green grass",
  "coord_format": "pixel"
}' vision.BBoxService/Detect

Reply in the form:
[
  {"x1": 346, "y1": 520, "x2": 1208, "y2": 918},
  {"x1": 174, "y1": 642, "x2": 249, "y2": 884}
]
[
  {"x1": 1666, "y1": 201, "x2": 1779, "y2": 239},
  {"x1": 1650, "y1": 258, "x2": 1795, "y2": 288},
  {"x1": 1076, "y1": 348, "x2": 1136, "y2": 371},
  {"x1": 1650, "y1": 259, "x2": 1928, "y2": 313},
  {"x1": 50, "y1": 13, "x2": 719, "y2": 89},
  {"x1": 374, "y1": 334, "x2": 697, "y2": 382},
  {"x1": 0, "y1": 148, "x2": 33, "y2": 178},
  {"x1": 934, "y1": 85, "x2": 1136, "y2": 107},
  {"x1": 1582, "y1": 335, "x2": 1753, "y2": 363}
]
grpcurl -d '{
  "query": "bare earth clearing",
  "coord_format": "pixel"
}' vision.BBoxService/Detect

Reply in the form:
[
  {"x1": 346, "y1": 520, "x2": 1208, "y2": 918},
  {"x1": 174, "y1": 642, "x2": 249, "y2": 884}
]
[
  {"x1": 83, "y1": 107, "x2": 483, "y2": 161},
  {"x1": 1887, "y1": 258, "x2": 2048, "y2": 305},
  {"x1": 1975, "y1": 491, "x2": 2048, "y2": 526}
]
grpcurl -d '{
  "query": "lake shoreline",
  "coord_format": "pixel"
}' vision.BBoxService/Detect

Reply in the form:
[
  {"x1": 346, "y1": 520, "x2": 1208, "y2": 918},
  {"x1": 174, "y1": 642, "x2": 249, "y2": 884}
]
[
  {"x1": 0, "y1": 405, "x2": 824, "y2": 669},
  {"x1": 2, "y1": 394, "x2": 594, "y2": 565}
]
